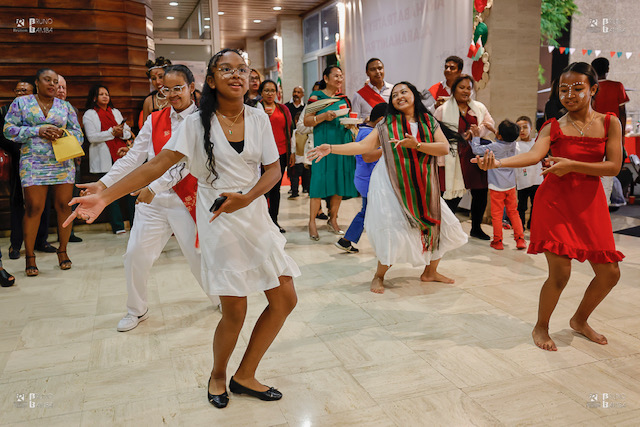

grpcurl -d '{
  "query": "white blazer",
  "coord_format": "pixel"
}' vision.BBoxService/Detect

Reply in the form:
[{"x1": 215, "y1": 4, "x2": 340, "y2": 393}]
[{"x1": 83, "y1": 107, "x2": 132, "y2": 173}]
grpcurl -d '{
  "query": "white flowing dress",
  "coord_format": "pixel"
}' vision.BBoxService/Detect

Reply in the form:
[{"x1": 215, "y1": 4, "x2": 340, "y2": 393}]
[
  {"x1": 364, "y1": 123, "x2": 468, "y2": 267},
  {"x1": 164, "y1": 107, "x2": 300, "y2": 296}
]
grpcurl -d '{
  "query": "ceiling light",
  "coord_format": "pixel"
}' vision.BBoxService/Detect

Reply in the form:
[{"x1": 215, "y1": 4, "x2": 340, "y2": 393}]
[
  {"x1": 204, "y1": 25, "x2": 210, "y2": 29},
  {"x1": 218, "y1": 11, "x2": 224, "y2": 15},
  {"x1": 169, "y1": 2, "x2": 178, "y2": 5},
  {"x1": 253, "y1": 19, "x2": 262, "y2": 23},
  {"x1": 204, "y1": 17, "x2": 210, "y2": 20},
  {"x1": 273, "y1": 6, "x2": 282, "y2": 10},
  {"x1": 167, "y1": 16, "x2": 175, "y2": 20}
]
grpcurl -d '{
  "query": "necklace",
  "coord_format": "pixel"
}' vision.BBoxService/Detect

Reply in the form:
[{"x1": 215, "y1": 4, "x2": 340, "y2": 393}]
[
  {"x1": 216, "y1": 106, "x2": 245, "y2": 135},
  {"x1": 568, "y1": 112, "x2": 595, "y2": 136},
  {"x1": 35, "y1": 94, "x2": 53, "y2": 114},
  {"x1": 155, "y1": 92, "x2": 168, "y2": 110}
]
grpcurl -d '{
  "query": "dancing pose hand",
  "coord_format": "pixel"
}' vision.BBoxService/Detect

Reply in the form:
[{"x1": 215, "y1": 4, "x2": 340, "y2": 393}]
[
  {"x1": 76, "y1": 181, "x2": 107, "y2": 196},
  {"x1": 471, "y1": 149, "x2": 498, "y2": 170},
  {"x1": 541, "y1": 156, "x2": 573, "y2": 177},
  {"x1": 307, "y1": 144, "x2": 331, "y2": 163},
  {"x1": 63, "y1": 194, "x2": 108, "y2": 227},
  {"x1": 209, "y1": 192, "x2": 249, "y2": 222},
  {"x1": 391, "y1": 133, "x2": 421, "y2": 150}
]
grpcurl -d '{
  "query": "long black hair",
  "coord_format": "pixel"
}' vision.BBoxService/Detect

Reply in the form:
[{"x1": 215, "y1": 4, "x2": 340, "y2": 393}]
[
  {"x1": 317, "y1": 65, "x2": 342, "y2": 90},
  {"x1": 200, "y1": 48, "x2": 244, "y2": 183},
  {"x1": 85, "y1": 84, "x2": 114, "y2": 110}
]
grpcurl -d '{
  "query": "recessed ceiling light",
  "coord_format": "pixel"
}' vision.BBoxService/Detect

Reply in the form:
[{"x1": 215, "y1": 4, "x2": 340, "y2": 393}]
[
  {"x1": 204, "y1": 17, "x2": 210, "y2": 20},
  {"x1": 218, "y1": 11, "x2": 224, "y2": 15},
  {"x1": 253, "y1": 19, "x2": 261, "y2": 23},
  {"x1": 167, "y1": 16, "x2": 175, "y2": 20},
  {"x1": 169, "y1": 2, "x2": 178, "y2": 6},
  {"x1": 273, "y1": 6, "x2": 282, "y2": 10},
  {"x1": 204, "y1": 25, "x2": 210, "y2": 29}
]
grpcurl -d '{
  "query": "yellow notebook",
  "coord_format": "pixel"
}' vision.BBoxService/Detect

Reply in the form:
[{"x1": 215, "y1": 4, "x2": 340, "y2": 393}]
[{"x1": 52, "y1": 129, "x2": 84, "y2": 162}]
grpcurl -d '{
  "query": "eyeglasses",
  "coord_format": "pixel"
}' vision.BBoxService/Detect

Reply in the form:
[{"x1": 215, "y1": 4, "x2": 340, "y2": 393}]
[
  {"x1": 262, "y1": 89, "x2": 277, "y2": 94},
  {"x1": 15, "y1": 89, "x2": 30, "y2": 94},
  {"x1": 217, "y1": 66, "x2": 250, "y2": 78},
  {"x1": 160, "y1": 84, "x2": 187, "y2": 95}
]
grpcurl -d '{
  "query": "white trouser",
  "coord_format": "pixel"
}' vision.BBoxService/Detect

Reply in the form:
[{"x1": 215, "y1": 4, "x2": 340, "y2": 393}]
[{"x1": 124, "y1": 191, "x2": 220, "y2": 316}]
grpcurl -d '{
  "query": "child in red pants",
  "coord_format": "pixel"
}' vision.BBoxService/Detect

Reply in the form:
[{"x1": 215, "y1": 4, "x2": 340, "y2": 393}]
[{"x1": 470, "y1": 120, "x2": 527, "y2": 250}]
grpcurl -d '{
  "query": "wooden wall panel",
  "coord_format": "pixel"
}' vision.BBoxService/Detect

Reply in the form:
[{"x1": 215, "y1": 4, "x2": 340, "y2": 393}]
[{"x1": 0, "y1": 0, "x2": 153, "y2": 230}]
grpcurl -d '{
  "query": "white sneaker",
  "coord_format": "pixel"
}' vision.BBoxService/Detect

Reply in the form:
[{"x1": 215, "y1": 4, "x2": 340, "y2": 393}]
[{"x1": 117, "y1": 311, "x2": 149, "y2": 332}]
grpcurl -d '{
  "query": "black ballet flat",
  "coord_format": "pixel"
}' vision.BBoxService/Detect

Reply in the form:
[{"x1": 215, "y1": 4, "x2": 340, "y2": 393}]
[
  {"x1": 229, "y1": 377, "x2": 282, "y2": 401},
  {"x1": 207, "y1": 377, "x2": 229, "y2": 408}
]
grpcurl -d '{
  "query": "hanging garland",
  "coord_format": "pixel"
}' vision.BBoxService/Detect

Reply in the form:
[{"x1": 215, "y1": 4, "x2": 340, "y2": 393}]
[{"x1": 467, "y1": 0, "x2": 492, "y2": 90}]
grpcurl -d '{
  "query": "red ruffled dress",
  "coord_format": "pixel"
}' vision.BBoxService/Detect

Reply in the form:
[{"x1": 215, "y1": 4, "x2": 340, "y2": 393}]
[{"x1": 528, "y1": 113, "x2": 624, "y2": 263}]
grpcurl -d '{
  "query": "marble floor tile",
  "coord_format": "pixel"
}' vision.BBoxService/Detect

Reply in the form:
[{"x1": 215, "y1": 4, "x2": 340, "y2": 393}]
[
  {"x1": 463, "y1": 375, "x2": 601, "y2": 425},
  {"x1": 538, "y1": 362, "x2": 640, "y2": 415},
  {"x1": 80, "y1": 395, "x2": 181, "y2": 427},
  {"x1": 17, "y1": 316, "x2": 95, "y2": 349},
  {"x1": 320, "y1": 326, "x2": 414, "y2": 369},
  {"x1": 1, "y1": 342, "x2": 91, "y2": 384},
  {"x1": 82, "y1": 359, "x2": 177, "y2": 411},
  {"x1": 272, "y1": 366, "x2": 377, "y2": 422},
  {"x1": 1, "y1": 193, "x2": 638, "y2": 425},
  {"x1": 420, "y1": 344, "x2": 529, "y2": 388},
  {"x1": 348, "y1": 353, "x2": 457, "y2": 403},
  {"x1": 380, "y1": 389, "x2": 500, "y2": 426}
]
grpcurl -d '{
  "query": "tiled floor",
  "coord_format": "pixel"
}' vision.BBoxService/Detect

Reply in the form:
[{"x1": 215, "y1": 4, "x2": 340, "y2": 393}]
[{"x1": 1, "y1": 192, "x2": 639, "y2": 426}]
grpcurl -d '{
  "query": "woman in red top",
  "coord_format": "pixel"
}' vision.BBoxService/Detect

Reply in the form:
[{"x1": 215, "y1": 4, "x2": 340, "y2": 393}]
[
  {"x1": 474, "y1": 62, "x2": 623, "y2": 352},
  {"x1": 260, "y1": 79, "x2": 293, "y2": 233}
]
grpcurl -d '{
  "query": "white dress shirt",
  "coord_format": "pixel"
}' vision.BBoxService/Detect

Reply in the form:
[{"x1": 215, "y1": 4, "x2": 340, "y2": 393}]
[
  {"x1": 351, "y1": 81, "x2": 393, "y2": 118},
  {"x1": 83, "y1": 107, "x2": 132, "y2": 173},
  {"x1": 100, "y1": 103, "x2": 197, "y2": 195}
]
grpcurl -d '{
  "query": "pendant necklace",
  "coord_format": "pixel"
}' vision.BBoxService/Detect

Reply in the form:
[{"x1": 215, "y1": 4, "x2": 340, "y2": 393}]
[
  {"x1": 568, "y1": 112, "x2": 594, "y2": 136},
  {"x1": 217, "y1": 106, "x2": 245, "y2": 135},
  {"x1": 36, "y1": 94, "x2": 53, "y2": 115}
]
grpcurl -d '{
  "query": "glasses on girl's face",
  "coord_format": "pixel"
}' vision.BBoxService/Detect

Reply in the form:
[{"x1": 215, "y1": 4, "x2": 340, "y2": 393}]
[
  {"x1": 262, "y1": 89, "x2": 277, "y2": 94},
  {"x1": 217, "y1": 66, "x2": 250, "y2": 78},
  {"x1": 160, "y1": 84, "x2": 187, "y2": 96}
]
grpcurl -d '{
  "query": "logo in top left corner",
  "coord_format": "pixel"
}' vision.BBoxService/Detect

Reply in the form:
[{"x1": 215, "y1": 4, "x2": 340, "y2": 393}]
[{"x1": 16, "y1": 18, "x2": 25, "y2": 28}]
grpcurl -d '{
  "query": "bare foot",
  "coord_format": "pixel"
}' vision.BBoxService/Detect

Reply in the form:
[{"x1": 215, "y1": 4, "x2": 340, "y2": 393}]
[
  {"x1": 232, "y1": 376, "x2": 269, "y2": 392},
  {"x1": 209, "y1": 376, "x2": 227, "y2": 395},
  {"x1": 420, "y1": 271, "x2": 455, "y2": 284},
  {"x1": 570, "y1": 317, "x2": 608, "y2": 345},
  {"x1": 532, "y1": 325, "x2": 557, "y2": 351},
  {"x1": 370, "y1": 276, "x2": 385, "y2": 294}
]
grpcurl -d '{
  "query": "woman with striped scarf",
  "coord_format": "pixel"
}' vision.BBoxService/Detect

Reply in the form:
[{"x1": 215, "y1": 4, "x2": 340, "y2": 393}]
[{"x1": 308, "y1": 82, "x2": 467, "y2": 293}]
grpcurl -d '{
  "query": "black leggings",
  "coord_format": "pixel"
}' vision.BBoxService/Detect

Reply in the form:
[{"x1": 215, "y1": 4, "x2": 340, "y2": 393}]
[
  {"x1": 266, "y1": 153, "x2": 288, "y2": 225},
  {"x1": 470, "y1": 188, "x2": 488, "y2": 231}
]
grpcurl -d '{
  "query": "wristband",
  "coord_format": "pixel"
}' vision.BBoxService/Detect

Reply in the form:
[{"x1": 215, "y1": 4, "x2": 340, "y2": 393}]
[
  {"x1": 496, "y1": 159, "x2": 502, "y2": 168},
  {"x1": 313, "y1": 116, "x2": 317, "y2": 124},
  {"x1": 147, "y1": 186, "x2": 156, "y2": 196},
  {"x1": 415, "y1": 142, "x2": 422, "y2": 150}
]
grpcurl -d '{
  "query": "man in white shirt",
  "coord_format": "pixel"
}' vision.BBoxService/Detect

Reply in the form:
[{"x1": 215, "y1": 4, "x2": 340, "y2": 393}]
[{"x1": 351, "y1": 58, "x2": 393, "y2": 120}]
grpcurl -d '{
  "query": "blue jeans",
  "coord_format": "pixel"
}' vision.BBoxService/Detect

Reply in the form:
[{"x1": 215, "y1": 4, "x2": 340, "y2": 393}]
[{"x1": 344, "y1": 197, "x2": 367, "y2": 243}]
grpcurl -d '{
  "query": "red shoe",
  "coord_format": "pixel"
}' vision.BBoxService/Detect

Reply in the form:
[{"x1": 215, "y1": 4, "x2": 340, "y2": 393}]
[
  {"x1": 502, "y1": 221, "x2": 512, "y2": 230},
  {"x1": 516, "y1": 238, "x2": 527, "y2": 250},
  {"x1": 490, "y1": 239, "x2": 504, "y2": 250}
]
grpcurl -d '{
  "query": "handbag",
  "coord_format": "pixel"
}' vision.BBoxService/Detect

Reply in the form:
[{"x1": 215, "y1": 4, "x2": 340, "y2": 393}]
[
  {"x1": 294, "y1": 130, "x2": 308, "y2": 156},
  {"x1": 52, "y1": 128, "x2": 84, "y2": 162}
]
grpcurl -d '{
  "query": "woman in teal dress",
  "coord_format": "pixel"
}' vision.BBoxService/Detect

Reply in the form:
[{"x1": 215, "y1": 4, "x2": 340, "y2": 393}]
[
  {"x1": 3, "y1": 68, "x2": 83, "y2": 276},
  {"x1": 303, "y1": 66, "x2": 358, "y2": 240}
]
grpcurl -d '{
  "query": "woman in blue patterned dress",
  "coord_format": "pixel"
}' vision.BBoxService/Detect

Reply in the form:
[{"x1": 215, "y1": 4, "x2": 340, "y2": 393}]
[{"x1": 3, "y1": 68, "x2": 83, "y2": 276}]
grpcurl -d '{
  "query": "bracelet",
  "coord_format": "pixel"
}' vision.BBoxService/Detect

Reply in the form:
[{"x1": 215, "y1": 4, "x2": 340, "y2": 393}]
[
  {"x1": 415, "y1": 142, "x2": 422, "y2": 150},
  {"x1": 313, "y1": 116, "x2": 317, "y2": 124},
  {"x1": 330, "y1": 145, "x2": 332, "y2": 153},
  {"x1": 147, "y1": 186, "x2": 155, "y2": 195},
  {"x1": 496, "y1": 159, "x2": 502, "y2": 168}
]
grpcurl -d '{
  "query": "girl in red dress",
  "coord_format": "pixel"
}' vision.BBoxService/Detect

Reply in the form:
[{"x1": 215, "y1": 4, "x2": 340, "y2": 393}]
[{"x1": 473, "y1": 62, "x2": 624, "y2": 351}]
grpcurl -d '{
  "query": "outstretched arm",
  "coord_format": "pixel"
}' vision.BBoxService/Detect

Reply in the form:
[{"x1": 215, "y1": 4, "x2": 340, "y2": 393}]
[
  {"x1": 63, "y1": 149, "x2": 184, "y2": 226},
  {"x1": 473, "y1": 125, "x2": 550, "y2": 170},
  {"x1": 308, "y1": 127, "x2": 380, "y2": 162}
]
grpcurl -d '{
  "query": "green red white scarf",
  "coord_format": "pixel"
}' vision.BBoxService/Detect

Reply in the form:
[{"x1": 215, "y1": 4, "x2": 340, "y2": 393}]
[{"x1": 378, "y1": 113, "x2": 441, "y2": 251}]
